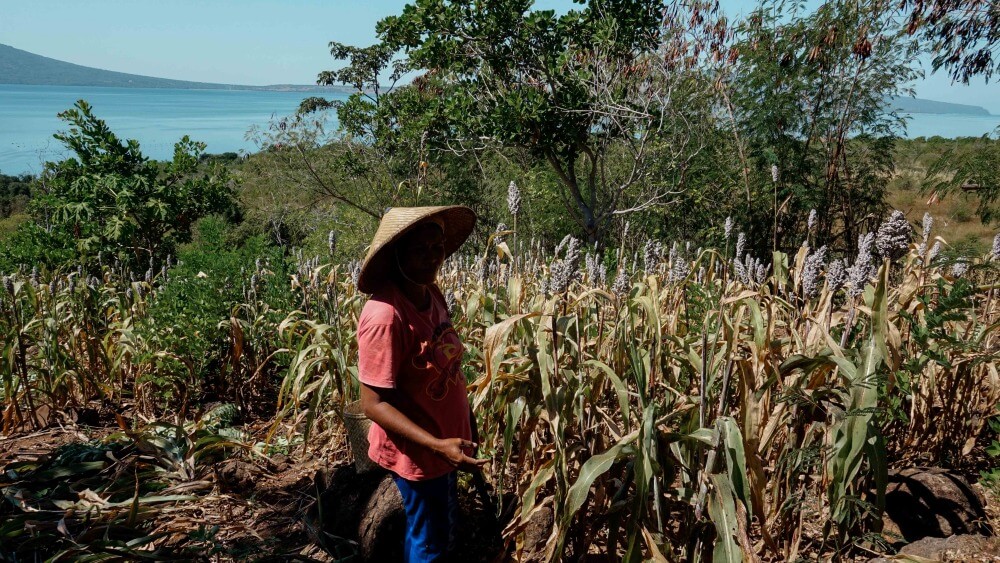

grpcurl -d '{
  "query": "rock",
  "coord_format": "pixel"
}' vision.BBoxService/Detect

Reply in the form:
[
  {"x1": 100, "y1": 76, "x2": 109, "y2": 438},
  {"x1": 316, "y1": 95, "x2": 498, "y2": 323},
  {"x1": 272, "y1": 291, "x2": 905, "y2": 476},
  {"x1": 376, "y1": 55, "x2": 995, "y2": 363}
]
[
  {"x1": 883, "y1": 467, "x2": 989, "y2": 542},
  {"x1": 869, "y1": 535, "x2": 1000, "y2": 562},
  {"x1": 520, "y1": 504, "x2": 554, "y2": 562},
  {"x1": 307, "y1": 465, "x2": 504, "y2": 562},
  {"x1": 214, "y1": 458, "x2": 259, "y2": 493},
  {"x1": 357, "y1": 474, "x2": 407, "y2": 561},
  {"x1": 307, "y1": 465, "x2": 405, "y2": 562}
]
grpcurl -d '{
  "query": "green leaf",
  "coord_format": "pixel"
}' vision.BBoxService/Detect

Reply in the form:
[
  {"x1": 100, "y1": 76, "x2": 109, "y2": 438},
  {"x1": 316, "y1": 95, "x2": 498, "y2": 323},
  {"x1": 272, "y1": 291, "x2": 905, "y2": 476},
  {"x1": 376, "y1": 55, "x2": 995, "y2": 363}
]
[
  {"x1": 564, "y1": 432, "x2": 637, "y2": 523},
  {"x1": 707, "y1": 474, "x2": 743, "y2": 563},
  {"x1": 719, "y1": 417, "x2": 750, "y2": 512}
]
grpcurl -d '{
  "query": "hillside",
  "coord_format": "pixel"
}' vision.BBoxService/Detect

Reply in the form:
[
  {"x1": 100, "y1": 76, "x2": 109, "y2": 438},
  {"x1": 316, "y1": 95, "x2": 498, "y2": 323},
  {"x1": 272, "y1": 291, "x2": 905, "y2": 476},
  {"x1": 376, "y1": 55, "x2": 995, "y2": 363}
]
[
  {"x1": 0, "y1": 43, "x2": 351, "y2": 93},
  {"x1": 2, "y1": 44, "x2": 994, "y2": 115},
  {"x1": 890, "y1": 95, "x2": 992, "y2": 115}
]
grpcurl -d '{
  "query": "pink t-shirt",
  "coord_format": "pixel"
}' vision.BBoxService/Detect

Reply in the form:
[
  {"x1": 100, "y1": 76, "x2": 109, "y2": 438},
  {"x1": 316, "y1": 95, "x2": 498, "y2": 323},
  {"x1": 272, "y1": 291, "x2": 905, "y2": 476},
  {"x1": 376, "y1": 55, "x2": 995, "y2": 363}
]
[{"x1": 357, "y1": 283, "x2": 472, "y2": 480}]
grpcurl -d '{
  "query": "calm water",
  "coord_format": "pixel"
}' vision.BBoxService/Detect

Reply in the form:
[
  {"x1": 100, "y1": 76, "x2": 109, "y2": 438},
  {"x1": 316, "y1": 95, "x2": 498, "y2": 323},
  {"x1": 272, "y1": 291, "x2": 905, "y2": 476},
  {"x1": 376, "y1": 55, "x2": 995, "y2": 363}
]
[
  {"x1": 0, "y1": 84, "x2": 349, "y2": 175},
  {"x1": 1, "y1": 84, "x2": 998, "y2": 175}
]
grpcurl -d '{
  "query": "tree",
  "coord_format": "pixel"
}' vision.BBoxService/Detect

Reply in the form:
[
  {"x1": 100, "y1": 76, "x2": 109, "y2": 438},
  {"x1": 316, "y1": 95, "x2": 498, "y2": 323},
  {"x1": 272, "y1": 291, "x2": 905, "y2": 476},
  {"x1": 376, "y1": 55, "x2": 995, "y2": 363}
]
[
  {"x1": 0, "y1": 172, "x2": 32, "y2": 220},
  {"x1": 926, "y1": 134, "x2": 1000, "y2": 225},
  {"x1": 250, "y1": 39, "x2": 474, "y2": 229},
  {"x1": 720, "y1": 0, "x2": 920, "y2": 254},
  {"x1": 322, "y1": 0, "x2": 727, "y2": 243},
  {"x1": 902, "y1": 0, "x2": 1000, "y2": 83},
  {"x1": 26, "y1": 100, "x2": 235, "y2": 269}
]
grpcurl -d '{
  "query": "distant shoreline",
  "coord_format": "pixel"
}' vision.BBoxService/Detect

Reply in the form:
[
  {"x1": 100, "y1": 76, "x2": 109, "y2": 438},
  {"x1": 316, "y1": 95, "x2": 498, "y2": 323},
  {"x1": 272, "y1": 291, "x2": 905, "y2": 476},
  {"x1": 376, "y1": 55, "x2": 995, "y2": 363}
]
[
  {"x1": 0, "y1": 43, "x2": 358, "y2": 95},
  {"x1": 0, "y1": 82, "x2": 357, "y2": 94},
  {"x1": 2, "y1": 84, "x2": 996, "y2": 177}
]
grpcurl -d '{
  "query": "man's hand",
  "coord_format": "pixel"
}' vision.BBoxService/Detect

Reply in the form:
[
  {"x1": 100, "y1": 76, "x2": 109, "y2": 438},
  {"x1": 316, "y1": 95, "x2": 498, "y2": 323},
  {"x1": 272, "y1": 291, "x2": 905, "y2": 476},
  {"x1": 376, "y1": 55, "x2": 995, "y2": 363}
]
[{"x1": 434, "y1": 437, "x2": 488, "y2": 472}]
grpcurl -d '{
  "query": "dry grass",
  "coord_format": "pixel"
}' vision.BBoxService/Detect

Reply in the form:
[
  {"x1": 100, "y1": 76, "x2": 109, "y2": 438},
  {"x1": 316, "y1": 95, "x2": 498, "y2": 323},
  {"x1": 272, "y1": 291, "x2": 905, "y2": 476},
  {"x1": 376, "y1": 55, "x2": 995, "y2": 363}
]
[{"x1": 889, "y1": 140, "x2": 997, "y2": 254}]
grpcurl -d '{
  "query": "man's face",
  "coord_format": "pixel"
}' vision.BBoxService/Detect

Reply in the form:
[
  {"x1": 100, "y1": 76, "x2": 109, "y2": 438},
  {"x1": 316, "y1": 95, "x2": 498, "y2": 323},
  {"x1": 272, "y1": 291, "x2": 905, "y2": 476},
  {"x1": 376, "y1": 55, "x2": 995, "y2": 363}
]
[{"x1": 397, "y1": 223, "x2": 446, "y2": 285}]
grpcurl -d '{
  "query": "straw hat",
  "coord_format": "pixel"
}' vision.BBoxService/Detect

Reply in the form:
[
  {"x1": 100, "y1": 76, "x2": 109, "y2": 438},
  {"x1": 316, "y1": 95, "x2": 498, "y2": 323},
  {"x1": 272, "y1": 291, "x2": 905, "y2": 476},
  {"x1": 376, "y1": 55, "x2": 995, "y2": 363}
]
[{"x1": 357, "y1": 206, "x2": 476, "y2": 293}]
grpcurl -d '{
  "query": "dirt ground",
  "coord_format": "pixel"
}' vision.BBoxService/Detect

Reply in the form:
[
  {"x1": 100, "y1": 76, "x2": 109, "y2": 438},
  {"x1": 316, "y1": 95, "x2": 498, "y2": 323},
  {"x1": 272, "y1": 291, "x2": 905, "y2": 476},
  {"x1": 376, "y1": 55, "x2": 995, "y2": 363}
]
[
  {"x1": 4, "y1": 414, "x2": 1000, "y2": 561},
  {"x1": 0, "y1": 414, "x2": 506, "y2": 561}
]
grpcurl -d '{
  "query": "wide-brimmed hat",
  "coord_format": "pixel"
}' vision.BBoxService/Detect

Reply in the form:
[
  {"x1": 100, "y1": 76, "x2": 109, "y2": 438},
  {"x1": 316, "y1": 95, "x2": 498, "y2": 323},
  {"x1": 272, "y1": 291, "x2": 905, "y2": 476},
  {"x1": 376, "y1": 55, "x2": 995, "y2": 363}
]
[{"x1": 357, "y1": 206, "x2": 476, "y2": 293}]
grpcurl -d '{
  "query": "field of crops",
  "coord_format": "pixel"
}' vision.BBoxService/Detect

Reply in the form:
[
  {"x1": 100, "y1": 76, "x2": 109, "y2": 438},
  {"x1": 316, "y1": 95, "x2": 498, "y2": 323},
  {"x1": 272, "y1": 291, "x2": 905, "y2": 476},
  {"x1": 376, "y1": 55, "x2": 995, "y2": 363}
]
[{"x1": 2, "y1": 214, "x2": 1000, "y2": 561}]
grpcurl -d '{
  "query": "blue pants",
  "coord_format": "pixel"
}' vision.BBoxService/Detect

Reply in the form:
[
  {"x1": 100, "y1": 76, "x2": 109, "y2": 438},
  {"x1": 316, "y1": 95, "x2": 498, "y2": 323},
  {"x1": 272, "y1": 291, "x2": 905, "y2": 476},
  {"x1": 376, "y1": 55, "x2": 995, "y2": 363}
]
[{"x1": 392, "y1": 471, "x2": 459, "y2": 562}]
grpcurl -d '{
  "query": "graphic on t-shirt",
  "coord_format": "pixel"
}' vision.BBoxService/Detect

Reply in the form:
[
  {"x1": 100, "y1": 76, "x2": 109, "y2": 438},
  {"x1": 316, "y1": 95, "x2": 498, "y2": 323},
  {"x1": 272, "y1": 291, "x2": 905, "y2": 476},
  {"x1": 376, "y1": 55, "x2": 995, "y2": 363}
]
[{"x1": 412, "y1": 321, "x2": 464, "y2": 401}]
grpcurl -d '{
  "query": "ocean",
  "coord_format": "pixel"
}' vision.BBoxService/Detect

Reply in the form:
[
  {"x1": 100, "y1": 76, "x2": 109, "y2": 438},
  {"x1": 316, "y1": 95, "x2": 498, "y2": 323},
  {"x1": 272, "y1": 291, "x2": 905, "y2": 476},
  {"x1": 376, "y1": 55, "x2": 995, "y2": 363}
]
[
  {"x1": 0, "y1": 84, "x2": 350, "y2": 175},
  {"x1": 1, "y1": 84, "x2": 998, "y2": 176}
]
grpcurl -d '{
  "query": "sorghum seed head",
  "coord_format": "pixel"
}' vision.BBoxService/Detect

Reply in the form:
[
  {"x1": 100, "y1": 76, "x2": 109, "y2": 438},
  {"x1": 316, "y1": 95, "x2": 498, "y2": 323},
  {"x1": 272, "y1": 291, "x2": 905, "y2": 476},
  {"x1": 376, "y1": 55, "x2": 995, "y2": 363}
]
[
  {"x1": 555, "y1": 234, "x2": 572, "y2": 257},
  {"x1": 922, "y1": 213, "x2": 933, "y2": 241},
  {"x1": 929, "y1": 241, "x2": 942, "y2": 261},
  {"x1": 734, "y1": 253, "x2": 748, "y2": 284},
  {"x1": 643, "y1": 240, "x2": 661, "y2": 275},
  {"x1": 445, "y1": 290, "x2": 456, "y2": 315},
  {"x1": 827, "y1": 258, "x2": 848, "y2": 292},
  {"x1": 875, "y1": 210, "x2": 911, "y2": 262},
  {"x1": 565, "y1": 239, "x2": 581, "y2": 273},
  {"x1": 802, "y1": 245, "x2": 827, "y2": 298},
  {"x1": 495, "y1": 223, "x2": 508, "y2": 246},
  {"x1": 549, "y1": 259, "x2": 572, "y2": 294},
  {"x1": 507, "y1": 181, "x2": 522, "y2": 217},
  {"x1": 350, "y1": 261, "x2": 361, "y2": 285},
  {"x1": 477, "y1": 256, "x2": 491, "y2": 285},
  {"x1": 754, "y1": 261, "x2": 767, "y2": 285},
  {"x1": 612, "y1": 268, "x2": 630, "y2": 298},
  {"x1": 669, "y1": 242, "x2": 690, "y2": 283},
  {"x1": 848, "y1": 233, "x2": 877, "y2": 297},
  {"x1": 586, "y1": 252, "x2": 599, "y2": 283}
]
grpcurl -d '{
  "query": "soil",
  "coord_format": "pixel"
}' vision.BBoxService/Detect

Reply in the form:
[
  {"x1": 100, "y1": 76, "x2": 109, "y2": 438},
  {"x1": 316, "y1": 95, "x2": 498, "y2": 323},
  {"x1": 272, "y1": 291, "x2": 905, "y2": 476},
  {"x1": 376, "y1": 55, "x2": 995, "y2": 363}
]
[
  {"x1": 5, "y1": 413, "x2": 1000, "y2": 562},
  {"x1": 0, "y1": 415, "x2": 506, "y2": 561}
]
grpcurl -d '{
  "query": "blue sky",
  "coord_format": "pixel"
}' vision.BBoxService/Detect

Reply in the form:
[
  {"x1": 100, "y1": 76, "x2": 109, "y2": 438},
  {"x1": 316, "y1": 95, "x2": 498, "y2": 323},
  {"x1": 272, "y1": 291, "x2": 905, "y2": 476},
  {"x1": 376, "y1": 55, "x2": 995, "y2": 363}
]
[{"x1": 3, "y1": 0, "x2": 996, "y2": 112}]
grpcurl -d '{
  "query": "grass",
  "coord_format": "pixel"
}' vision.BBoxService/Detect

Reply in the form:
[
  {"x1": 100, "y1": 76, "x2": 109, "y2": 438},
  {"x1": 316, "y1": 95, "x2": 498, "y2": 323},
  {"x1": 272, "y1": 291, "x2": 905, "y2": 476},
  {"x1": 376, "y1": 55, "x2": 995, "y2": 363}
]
[
  {"x1": 889, "y1": 137, "x2": 997, "y2": 256},
  {"x1": 0, "y1": 212, "x2": 28, "y2": 238}
]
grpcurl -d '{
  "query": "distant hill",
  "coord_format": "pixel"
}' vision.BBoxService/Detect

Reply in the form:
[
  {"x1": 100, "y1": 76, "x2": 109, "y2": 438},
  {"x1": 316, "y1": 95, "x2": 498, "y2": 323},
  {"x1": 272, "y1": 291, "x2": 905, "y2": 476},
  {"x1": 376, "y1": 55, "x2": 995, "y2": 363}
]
[
  {"x1": 889, "y1": 96, "x2": 991, "y2": 116},
  {"x1": 2, "y1": 44, "x2": 993, "y2": 114},
  {"x1": 0, "y1": 43, "x2": 352, "y2": 93}
]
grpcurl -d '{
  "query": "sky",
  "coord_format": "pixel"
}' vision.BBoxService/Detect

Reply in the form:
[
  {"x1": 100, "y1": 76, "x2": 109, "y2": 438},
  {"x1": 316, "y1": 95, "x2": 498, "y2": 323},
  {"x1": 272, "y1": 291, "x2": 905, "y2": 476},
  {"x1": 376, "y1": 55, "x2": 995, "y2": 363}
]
[{"x1": 2, "y1": 0, "x2": 997, "y2": 113}]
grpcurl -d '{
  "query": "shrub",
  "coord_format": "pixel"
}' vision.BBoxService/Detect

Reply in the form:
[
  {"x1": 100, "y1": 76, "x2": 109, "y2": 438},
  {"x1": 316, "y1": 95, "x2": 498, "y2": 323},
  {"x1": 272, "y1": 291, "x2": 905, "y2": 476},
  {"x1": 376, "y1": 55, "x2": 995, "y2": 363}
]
[{"x1": 133, "y1": 216, "x2": 293, "y2": 413}]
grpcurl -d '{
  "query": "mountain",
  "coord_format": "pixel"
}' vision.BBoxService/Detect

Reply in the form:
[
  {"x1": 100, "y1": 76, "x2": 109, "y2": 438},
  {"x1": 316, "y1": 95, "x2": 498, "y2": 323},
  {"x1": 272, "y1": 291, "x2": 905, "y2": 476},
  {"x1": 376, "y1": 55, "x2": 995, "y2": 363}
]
[
  {"x1": 0, "y1": 43, "x2": 352, "y2": 93},
  {"x1": 889, "y1": 96, "x2": 991, "y2": 116},
  {"x1": 1, "y1": 44, "x2": 992, "y2": 114}
]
